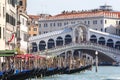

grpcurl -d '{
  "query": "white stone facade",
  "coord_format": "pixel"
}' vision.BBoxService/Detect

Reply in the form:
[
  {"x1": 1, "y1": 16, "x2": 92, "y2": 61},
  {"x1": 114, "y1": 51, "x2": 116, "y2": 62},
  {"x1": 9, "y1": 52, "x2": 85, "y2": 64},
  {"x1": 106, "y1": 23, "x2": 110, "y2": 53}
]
[
  {"x1": 0, "y1": 0, "x2": 17, "y2": 50},
  {"x1": 19, "y1": 13, "x2": 29, "y2": 53},
  {"x1": 29, "y1": 23, "x2": 120, "y2": 53},
  {"x1": 38, "y1": 8, "x2": 120, "y2": 36},
  {"x1": 0, "y1": 0, "x2": 6, "y2": 50}
]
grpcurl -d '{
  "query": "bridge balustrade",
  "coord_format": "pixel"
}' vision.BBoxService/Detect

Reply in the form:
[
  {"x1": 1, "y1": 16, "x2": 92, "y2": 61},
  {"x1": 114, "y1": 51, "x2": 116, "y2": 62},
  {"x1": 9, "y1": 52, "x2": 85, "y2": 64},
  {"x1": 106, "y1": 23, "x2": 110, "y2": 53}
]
[{"x1": 33, "y1": 42, "x2": 120, "y2": 62}]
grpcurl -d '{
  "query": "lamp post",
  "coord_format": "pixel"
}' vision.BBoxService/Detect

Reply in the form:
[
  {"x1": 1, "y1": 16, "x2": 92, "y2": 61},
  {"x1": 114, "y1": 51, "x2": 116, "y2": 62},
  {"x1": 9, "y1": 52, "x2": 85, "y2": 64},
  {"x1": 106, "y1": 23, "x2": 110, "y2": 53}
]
[{"x1": 95, "y1": 51, "x2": 98, "y2": 72}]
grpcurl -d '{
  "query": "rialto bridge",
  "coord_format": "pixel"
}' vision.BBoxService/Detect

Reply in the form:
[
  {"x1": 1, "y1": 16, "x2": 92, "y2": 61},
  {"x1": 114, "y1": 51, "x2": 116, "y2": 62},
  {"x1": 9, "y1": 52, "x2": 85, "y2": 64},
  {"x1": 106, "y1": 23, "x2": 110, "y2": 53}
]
[{"x1": 29, "y1": 23, "x2": 120, "y2": 63}]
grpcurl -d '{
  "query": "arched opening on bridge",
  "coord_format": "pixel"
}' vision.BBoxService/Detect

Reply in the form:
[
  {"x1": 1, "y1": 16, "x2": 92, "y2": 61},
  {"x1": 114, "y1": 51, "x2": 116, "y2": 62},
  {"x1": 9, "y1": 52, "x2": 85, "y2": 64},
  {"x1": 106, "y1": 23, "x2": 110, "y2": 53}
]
[
  {"x1": 47, "y1": 39, "x2": 55, "y2": 49},
  {"x1": 107, "y1": 39, "x2": 114, "y2": 48},
  {"x1": 74, "y1": 25, "x2": 88, "y2": 43},
  {"x1": 90, "y1": 35, "x2": 97, "y2": 43},
  {"x1": 66, "y1": 51, "x2": 72, "y2": 58},
  {"x1": 32, "y1": 42, "x2": 37, "y2": 52},
  {"x1": 79, "y1": 26, "x2": 87, "y2": 41},
  {"x1": 56, "y1": 36, "x2": 63, "y2": 46},
  {"x1": 115, "y1": 41, "x2": 120, "y2": 50},
  {"x1": 98, "y1": 37, "x2": 105, "y2": 45},
  {"x1": 75, "y1": 29, "x2": 79, "y2": 43},
  {"x1": 65, "y1": 35, "x2": 72, "y2": 45},
  {"x1": 39, "y1": 40, "x2": 46, "y2": 51}
]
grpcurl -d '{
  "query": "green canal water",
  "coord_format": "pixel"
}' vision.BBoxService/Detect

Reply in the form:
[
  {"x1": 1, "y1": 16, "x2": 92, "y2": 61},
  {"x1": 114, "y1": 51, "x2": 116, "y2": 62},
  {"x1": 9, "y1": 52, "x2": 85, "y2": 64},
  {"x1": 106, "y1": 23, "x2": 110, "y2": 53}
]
[{"x1": 32, "y1": 66, "x2": 120, "y2": 80}]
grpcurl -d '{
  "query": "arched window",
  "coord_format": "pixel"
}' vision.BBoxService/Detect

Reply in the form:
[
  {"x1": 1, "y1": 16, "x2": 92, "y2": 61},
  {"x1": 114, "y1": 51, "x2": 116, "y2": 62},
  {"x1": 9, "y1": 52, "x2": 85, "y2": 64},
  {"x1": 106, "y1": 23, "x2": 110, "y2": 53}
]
[
  {"x1": 48, "y1": 39, "x2": 55, "y2": 49},
  {"x1": 65, "y1": 35, "x2": 72, "y2": 45},
  {"x1": 107, "y1": 39, "x2": 114, "y2": 48},
  {"x1": 115, "y1": 41, "x2": 120, "y2": 50},
  {"x1": 90, "y1": 35, "x2": 97, "y2": 43},
  {"x1": 39, "y1": 40, "x2": 46, "y2": 51},
  {"x1": 98, "y1": 37, "x2": 105, "y2": 45},
  {"x1": 32, "y1": 42, "x2": 37, "y2": 52},
  {"x1": 56, "y1": 36, "x2": 63, "y2": 46}
]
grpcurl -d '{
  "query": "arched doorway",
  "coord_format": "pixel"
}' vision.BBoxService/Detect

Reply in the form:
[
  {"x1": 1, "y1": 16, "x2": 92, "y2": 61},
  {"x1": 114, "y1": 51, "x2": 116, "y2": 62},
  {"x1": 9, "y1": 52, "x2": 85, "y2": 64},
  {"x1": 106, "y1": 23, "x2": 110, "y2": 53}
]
[
  {"x1": 115, "y1": 41, "x2": 120, "y2": 50},
  {"x1": 90, "y1": 35, "x2": 97, "y2": 43},
  {"x1": 75, "y1": 29, "x2": 79, "y2": 43},
  {"x1": 48, "y1": 39, "x2": 55, "y2": 49},
  {"x1": 98, "y1": 37, "x2": 105, "y2": 45},
  {"x1": 56, "y1": 36, "x2": 63, "y2": 46},
  {"x1": 65, "y1": 35, "x2": 72, "y2": 45},
  {"x1": 74, "y1": 24, "x2": 88, "y2": 43},
  {"x1": 39, "y1": 40, "x2": 46, "y2": 51},
  {"x1": 107, "y1": 39, "x2": 114, "y2": 48},
  {"x1": 32, "y1": 42, "x2": 37, "y2": 52}
]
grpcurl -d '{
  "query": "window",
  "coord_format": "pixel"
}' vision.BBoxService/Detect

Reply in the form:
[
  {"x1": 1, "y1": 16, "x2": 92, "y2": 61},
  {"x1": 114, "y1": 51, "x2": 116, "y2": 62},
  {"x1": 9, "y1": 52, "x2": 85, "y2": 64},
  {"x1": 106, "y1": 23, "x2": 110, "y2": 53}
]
[
  {"x1": 101, "y1": 28, "x2": 103, "y2": 31},
  {"x1": 0, "y1": 3, "x2": 1, "y2": 16},
  {"x1": 100, "y1": 20, "x2": 103, "y2": 24},
  {"x1": 29, "y1": 28, "x2": 31, "y2": 31},
  {"x1": 50, "y1": 23, "x2": 52, "y2": 27},
  {"x1": 10, "y1": 0, "x2": 15, "y2": 7},
  {"x1": 39, "y1": 24, "x2": 41, "y2": 27},
  {"x1": 24, "y1": 33, "x2": 28, "y2": 41},
  {"x1": 105, "y1": 20, "x2": 107, "y2": 24},
  {"x1": 33, "y1": 34, "x2": 37, "y2": 36},
  {"x1": 71, "y1": 22, "x2": 75, "y2": 24},
  {"x1": 93, "y1": 20, "x2": 97, "y2": 24},
  {"x1": 33, "y1": 28, "x2": 37, "y2": 31},
  {"x1": 0, "y1": 27, "x2": 1, "y2": 38},
  {"x1": 64, "y1": 22, "x2": 67, "y2": 25},
  {"x1": 116, "y1": 21, "x2": 118, "y2": 25},
  {"x1": 44, "y1": 23, "x2": 48, "y2": 27},
  {"x1": 53, "y1": 23, "x2": 55, "y2": 26},
  {"x1": 39, "y1": 32, "x2": 41, "y2": 34},
  {"x1": 119, "y1": 30, "x2": 120, "y2": 36},
  {"x1": 6, "y1": 13, "x2": 16, "y2": 26},
  {"x1": 3, "y1": 7, "x2": 5, "y2": 17},
  {"x1": 12, "y1": 0, "x2": 15, "y2": 7},
  {"x1": 22, "y1": 18, "x2": 24, "y2": 25},
  {"x1": 119, "y1": 21, "x2": 120, "y2": 25},
  {"x1": 105, "y1": 28, "x2": 107, "y2": 32},
  {"x1": 57, "y1": 23, "x2": 62, "y2": 27},
  {"x1": 88, "y1": 21, "x2": 90, "y2": 24},
  {"x1": 19, "y1": 1, "x2": 23, "y2": 6},
  {"x1": 3, "y1": 28, "x2": 4, "y2": 39}
]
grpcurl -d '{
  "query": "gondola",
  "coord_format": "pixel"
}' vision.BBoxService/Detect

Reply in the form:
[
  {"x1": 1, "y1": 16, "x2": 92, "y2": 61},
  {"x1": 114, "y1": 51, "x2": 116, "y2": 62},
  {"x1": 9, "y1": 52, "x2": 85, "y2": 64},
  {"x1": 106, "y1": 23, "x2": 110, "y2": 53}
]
[
  {"x1": 44, "y1": 67, "x2": 58, "y2": 76},
  {"x1": 2, "y1": 69, "x2": 15, "y2": 80},
  {"x1": 7, "y1": 68, "x2": 36, "y2": 80},
  {"x1": 63, "y1": 65, "x2": 92, "y2": 74},
  {"x1": 0, "y1": 72, "x2": 3, "y2": 79}
]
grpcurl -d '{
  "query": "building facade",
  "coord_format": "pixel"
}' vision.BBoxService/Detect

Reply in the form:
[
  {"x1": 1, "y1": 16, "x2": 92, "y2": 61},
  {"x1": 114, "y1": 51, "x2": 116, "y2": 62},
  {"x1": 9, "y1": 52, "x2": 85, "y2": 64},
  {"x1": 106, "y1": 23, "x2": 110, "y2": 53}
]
[
  {"x1": 0, "y1": 0, "x2": 29, "y2": 54},
  {"x1": 28, "y1": 14, "x2": 51, "y2": 37},
  {"x1": 0, "y1": 0, "x2": 17, "y2": 50},
  {"x1": 38, "y1": 5, "x2": 120, "y2": 36},
  {"x1": 19, "y1": 13, "x2": 29, "y2": 53},
  {"x1": 0, "y1": 0, "x2": 6, "y2": 50},
  {"x1": 28, "y1": 15, "x2": 39, "y2": 37},
  {"x1": 16, "y1": 0, "x2": 29, "y2": 53}
]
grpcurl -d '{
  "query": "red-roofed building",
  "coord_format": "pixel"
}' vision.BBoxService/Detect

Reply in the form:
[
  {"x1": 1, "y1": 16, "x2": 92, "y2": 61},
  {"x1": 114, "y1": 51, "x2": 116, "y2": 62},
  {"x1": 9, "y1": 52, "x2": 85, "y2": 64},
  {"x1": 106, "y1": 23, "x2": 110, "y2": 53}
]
[
  {"x1": 28, "y1": 14, "x2": 51, "y2": 37},
  {"x1": 38, "y1": 5, "x2": 120, "y2": 36}
]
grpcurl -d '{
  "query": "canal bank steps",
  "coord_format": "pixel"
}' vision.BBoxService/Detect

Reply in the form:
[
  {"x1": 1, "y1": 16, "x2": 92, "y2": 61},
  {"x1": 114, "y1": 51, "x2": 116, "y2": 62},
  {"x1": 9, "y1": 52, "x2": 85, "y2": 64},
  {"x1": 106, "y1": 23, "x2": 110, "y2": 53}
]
[{"x1": 0, "y1": 64, "x2": 92, "y2": 80}]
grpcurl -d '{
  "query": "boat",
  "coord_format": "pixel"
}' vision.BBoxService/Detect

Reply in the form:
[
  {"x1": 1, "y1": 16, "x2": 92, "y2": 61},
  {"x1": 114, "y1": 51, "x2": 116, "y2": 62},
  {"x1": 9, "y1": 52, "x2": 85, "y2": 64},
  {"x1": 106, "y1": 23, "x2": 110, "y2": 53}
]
[{"x1": 63, "y1": 65, "x2": 92, "y2": 74}]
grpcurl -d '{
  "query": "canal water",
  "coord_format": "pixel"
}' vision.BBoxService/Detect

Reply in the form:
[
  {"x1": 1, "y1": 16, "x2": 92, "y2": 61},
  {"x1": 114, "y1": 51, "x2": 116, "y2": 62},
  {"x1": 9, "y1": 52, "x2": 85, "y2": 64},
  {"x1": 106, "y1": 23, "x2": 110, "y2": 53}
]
[{"x1": 32, "y1": 66, "x2": 120, "y2": 80}]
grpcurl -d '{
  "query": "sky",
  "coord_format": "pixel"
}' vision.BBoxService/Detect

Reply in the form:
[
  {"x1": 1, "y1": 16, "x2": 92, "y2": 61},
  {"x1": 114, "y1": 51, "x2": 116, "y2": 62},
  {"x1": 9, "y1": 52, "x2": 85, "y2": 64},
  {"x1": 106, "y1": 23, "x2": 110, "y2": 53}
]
[{"x1": 27, "y1": 0, "x2": 120, "y2": 15}]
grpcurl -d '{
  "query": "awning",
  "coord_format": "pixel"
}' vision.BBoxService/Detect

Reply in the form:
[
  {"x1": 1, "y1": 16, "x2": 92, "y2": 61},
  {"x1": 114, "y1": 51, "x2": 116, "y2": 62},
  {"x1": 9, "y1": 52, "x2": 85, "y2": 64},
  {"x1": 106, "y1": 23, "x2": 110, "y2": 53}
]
[{"x1": 0, "y1": 50, "x2": 16, "y2": 57}]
